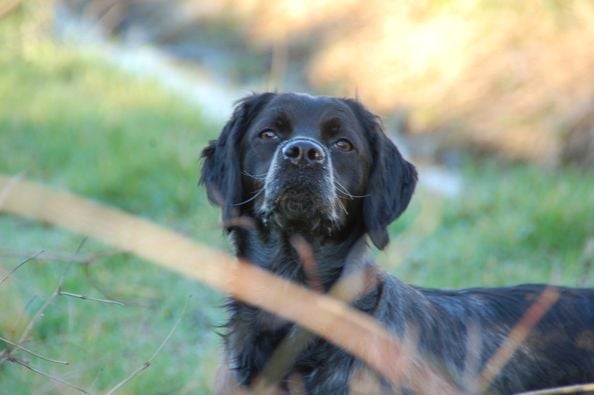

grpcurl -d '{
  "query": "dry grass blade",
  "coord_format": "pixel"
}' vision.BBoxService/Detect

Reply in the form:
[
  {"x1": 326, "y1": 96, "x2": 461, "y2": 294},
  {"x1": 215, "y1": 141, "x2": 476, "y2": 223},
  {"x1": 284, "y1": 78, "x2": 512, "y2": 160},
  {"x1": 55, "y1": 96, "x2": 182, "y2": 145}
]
[
  {"x1": 0, "y1": 250, "x2": 44, "y2": 287},
  {"x1": 0, "y1": 248, "x2": 120, "y2": 264},
  {"x1": 516, "y1": 383, "x2": 594, "y2": 395},
  {"x1": 290, "y1": 235, "x2": 323, "y2": 292},
  {"x1": 252, "y1": 328, "x2": 314, "y2": 394},
  {"x1": 0, "y1": 174, "x2": 459, "y2": 394},
  {"x1": 11, "y1": 358, "x2": 89, "y2": 394},
  {"x1": 0, "y1": 171, "x2": 25, "y2": 206},
  {"x1": 104, "y1": 297, "x2": 189, "y2": 395},
  {"x1": 253, "y1": 265, "x2": 380, "y2": 392},
  {"x1": 0, "y1": 0, "x2": 22, "y2": 19},
  {"x1": 478, "y1": 287, "x2": 560, "y2": 392}
]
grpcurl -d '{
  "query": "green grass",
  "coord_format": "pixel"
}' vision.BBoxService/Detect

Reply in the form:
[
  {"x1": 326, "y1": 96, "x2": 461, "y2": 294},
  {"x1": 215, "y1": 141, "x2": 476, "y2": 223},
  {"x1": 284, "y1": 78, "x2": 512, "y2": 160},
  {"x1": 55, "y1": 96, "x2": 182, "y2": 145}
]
[
  {"x1": 0, "y1": 10, "x2": 225, "y2": 394},
  {"x1": 1, "y1": 8, "x2": 593, "y2": 395},
  {"x1": 385, "y1": 162, "x2": 594, "y2": 288}
]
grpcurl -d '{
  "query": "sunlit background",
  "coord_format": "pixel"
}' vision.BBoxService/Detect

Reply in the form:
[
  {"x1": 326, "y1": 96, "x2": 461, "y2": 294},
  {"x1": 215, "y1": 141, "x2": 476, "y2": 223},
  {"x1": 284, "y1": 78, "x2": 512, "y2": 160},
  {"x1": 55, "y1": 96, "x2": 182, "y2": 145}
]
[{"x1": 1, "y1": 0, "x2": 593, "y2": 393}]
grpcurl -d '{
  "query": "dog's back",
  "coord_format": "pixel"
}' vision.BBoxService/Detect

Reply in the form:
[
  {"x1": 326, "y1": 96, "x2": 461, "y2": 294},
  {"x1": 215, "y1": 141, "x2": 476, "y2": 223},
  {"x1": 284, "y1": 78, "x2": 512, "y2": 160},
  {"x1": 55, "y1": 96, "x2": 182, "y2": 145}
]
[{"x1": 377, "y1": 281, "x2": 594, "y2": 393}]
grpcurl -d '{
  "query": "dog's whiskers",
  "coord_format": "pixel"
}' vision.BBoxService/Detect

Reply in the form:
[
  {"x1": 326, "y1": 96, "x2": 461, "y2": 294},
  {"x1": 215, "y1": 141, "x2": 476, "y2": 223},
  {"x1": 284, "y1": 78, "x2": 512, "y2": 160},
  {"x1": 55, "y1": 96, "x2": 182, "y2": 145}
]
[
  {"x1": 336, "y1": 199, "x2": 348, "y2": 216},
  {"x1": 232, "y1": 188, "x2": 265, "y2": 207},
  {"x1": 334, "y1": 180, "x2": 369, "y2": 200},
  {"x1": 241, "y1": 170, "x2": 267, "y2": 181}
]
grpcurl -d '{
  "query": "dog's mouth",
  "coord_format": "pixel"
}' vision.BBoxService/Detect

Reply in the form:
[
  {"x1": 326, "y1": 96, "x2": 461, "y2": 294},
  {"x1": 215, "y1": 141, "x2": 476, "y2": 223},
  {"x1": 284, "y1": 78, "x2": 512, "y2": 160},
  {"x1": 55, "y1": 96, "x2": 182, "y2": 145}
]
[
  {"x1": 278, "y1": 193, "x2": 315, "y2": 218},
  {"x1": 267, "y1": 188, "x2": 325, "y2": 228},
  {"x1": 258, "y1": 174, "x2": 341, "y2": 232}
]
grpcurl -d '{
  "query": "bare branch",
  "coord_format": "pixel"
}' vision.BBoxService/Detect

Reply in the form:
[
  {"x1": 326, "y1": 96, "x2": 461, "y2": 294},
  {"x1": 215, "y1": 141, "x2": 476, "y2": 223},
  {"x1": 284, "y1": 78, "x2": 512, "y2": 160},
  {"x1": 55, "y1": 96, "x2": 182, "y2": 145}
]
[
  {"x1": 58, "y1": 290, "x2": 125, "y2": 306},
  {"x1": 16, "y1": 264, "x2": 71, "y2": 347},
  {"x1": 0, "y1": 336, "x2": 68, "y2": 365},
  {"x1": 104, "y1": 297, "x2": 190, "y2": 395},
  {"x1": 11, "y1": 358, "x2": 89, "y2": 394},
  {"x1": 0, "y1": 239, "x2": 84, "y2": 366},
  {"x1": 0, "y1": 250, "x2": 44, "y2": 287}
]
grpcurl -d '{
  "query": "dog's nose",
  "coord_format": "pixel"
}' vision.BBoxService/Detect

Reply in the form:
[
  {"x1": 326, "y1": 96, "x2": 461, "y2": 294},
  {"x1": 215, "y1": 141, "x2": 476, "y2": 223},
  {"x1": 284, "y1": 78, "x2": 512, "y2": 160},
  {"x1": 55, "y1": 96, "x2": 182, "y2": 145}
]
[{"x1": 282, "y1": 139, "x2": 326, "y2": 166}]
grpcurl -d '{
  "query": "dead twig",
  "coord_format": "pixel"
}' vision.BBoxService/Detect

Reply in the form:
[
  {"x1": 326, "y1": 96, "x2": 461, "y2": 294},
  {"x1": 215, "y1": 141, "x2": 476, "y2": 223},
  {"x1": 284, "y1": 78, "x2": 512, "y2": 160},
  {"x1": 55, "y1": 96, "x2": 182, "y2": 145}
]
[
  {"x1": 0, "y1": 281, "x2": 60, "y2": 366},
  {"x1": 104, "y1": 297, "x2": 190, "y2": 395},
  {"x1": 11, "y1": 358, "x2": 89, "y2": 394},
  {"x1": 16, "y1": 263, "x2": 73, "y2": 346},
  {"x1": 58, "y1": 290, "x2": 124, "y2": 306},
  {"x1": 0, "y1": 336, "x2": 68, "y2": 365},
  {"x1": 0, "y1": 250, "x2": 44, "y2": 287},
  {"x1": 0, "y1": 239, "x2": 85, "y2": 365}
]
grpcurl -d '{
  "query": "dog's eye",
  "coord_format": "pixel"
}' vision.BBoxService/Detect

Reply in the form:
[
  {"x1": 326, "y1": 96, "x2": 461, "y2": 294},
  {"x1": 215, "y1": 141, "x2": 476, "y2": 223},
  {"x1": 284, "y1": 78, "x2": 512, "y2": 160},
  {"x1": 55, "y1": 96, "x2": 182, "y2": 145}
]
[
  {"x1": 259, "y1": 130, "x2": 279, "y2": 141},
  {"x1": 334, "y1": 138, "x2": 353, "y2": 152}
]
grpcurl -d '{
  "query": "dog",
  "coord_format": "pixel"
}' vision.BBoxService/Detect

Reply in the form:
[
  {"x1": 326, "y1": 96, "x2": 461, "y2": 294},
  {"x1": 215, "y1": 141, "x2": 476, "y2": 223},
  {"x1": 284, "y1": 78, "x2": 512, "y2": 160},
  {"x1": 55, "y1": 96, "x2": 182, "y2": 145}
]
[{"x1": 200, "y1": 92, "x2": 594, "y2": 394}]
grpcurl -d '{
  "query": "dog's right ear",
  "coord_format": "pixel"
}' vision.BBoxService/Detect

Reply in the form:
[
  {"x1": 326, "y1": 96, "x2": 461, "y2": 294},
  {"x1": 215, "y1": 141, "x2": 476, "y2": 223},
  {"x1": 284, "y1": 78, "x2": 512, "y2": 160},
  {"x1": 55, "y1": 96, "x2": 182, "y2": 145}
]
[{"x1": 200, "y1": 93, "x2": 275, "y2": 227}]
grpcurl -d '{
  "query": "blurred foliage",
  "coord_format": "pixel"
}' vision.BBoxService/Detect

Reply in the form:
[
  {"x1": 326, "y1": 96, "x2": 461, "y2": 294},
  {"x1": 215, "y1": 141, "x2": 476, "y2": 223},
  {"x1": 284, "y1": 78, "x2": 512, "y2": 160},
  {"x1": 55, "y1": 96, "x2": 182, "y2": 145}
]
[
  {"x1": 229, "y1": 0, "x2": 594, "y2": 164},
  {"x1": 70, "y1": 0, "x2": 594, "y2": 164}
]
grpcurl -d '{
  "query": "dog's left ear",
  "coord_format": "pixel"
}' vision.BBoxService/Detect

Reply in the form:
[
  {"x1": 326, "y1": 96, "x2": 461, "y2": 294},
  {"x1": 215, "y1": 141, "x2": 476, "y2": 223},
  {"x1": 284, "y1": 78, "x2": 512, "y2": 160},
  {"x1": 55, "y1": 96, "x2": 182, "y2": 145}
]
[
  {"x1": 200, "y1": 92, "x2": 276, "y2": 228},
  {"x1": 344, "y1": 99, "x2": 418, "y2": 250}
]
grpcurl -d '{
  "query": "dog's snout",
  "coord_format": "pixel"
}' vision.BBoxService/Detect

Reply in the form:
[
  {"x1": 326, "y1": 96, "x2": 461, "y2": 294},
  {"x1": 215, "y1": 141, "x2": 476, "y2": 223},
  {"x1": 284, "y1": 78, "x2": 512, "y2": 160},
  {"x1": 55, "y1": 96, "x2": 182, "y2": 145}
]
[{"x1": 282, "y1": 139, "x2": 326, "y2": 166}]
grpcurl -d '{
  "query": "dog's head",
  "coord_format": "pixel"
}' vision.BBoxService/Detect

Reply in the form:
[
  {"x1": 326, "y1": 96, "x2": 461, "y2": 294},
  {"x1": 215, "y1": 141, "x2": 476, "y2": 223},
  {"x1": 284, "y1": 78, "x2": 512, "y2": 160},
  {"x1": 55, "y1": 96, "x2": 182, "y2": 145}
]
[{"x1": 200, "y1": 93, "x2": 417, "y2": 249}]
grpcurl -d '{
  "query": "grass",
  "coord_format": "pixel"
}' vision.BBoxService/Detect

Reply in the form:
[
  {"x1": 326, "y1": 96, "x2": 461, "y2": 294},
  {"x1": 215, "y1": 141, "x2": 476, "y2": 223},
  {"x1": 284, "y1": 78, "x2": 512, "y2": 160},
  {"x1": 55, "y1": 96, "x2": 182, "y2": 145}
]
[
  {"x1": 386, "y1": 162, "x2": 594, "y2": 288},
  {"x1": 0, "y1": 9, "x2": 225, "y2": 394},
  {"x1": 1, "y1": 7, "x2": 593, "y2": 395}
]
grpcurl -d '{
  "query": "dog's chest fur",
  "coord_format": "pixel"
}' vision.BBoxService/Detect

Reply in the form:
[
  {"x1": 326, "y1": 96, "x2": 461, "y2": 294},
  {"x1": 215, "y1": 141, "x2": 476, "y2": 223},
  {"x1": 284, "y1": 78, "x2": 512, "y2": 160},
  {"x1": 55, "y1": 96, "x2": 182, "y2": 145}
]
[
  {"x1": 223, "y1": 228, "x2": 385, "y2": 393},
  {"x1": 224, "y1": 290, "x2": 384, "y2": 393}
]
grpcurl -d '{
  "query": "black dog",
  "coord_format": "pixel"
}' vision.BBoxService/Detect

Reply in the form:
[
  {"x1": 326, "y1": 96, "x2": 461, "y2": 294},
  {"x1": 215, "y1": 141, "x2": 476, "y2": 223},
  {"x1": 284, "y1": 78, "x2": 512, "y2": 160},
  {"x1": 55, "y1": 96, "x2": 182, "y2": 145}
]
[{"x1": 200, "y1": 92, "x2": 594, "y2": 394}]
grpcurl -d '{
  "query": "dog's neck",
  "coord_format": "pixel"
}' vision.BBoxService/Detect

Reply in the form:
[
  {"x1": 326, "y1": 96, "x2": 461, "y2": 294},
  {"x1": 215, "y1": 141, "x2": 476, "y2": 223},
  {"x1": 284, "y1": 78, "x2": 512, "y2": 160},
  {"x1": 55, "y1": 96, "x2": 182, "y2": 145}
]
[{"x1": 229, "y1": 221, "x2": 371, "y2": 291}]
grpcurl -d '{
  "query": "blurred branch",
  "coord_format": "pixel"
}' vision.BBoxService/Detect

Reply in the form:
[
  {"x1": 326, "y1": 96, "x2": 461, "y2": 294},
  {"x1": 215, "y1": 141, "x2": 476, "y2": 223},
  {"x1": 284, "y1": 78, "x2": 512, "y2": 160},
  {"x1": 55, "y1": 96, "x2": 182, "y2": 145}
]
[
  {"x1": 517, "y1": 383, "x2": 594, "y2": 395},
  {"x1": 477, "y1": 287, "x2": 560, "y2": 392},
  {"x1": 253, "y1": 251, "x2": 379, "y2": 391},
  {"x1": 104, "y1": 297, "x2": 189, "y2": 395},
  {"x1": 0, "y1": 0, "x2": 22, "y2": 20},
  {"x1": 267, "y1": 36, "x2": 288, "y2": 91},
  {"x1": 0, "y1": 174, "x2": 459, "y2": 393}
]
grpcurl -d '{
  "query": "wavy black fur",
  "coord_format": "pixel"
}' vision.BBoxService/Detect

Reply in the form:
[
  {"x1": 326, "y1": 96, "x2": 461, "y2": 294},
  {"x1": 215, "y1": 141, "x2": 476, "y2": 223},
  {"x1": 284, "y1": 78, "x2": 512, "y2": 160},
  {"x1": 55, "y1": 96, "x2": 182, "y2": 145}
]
[{"x1": 200, "y1": 92, "x2": 594, "y2": 394}]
